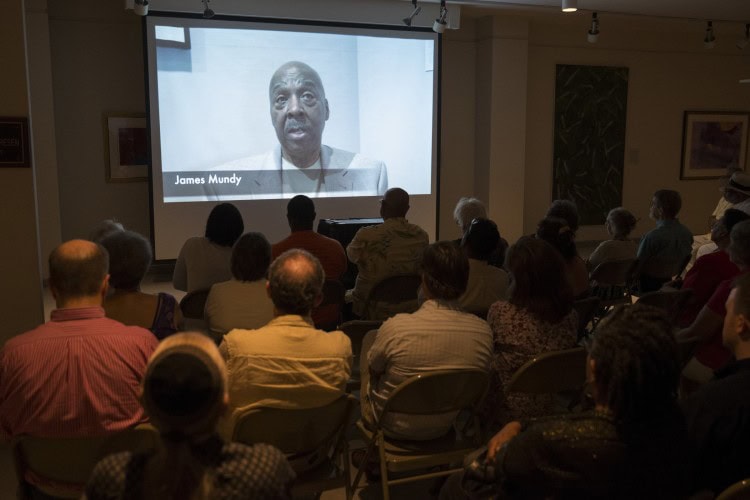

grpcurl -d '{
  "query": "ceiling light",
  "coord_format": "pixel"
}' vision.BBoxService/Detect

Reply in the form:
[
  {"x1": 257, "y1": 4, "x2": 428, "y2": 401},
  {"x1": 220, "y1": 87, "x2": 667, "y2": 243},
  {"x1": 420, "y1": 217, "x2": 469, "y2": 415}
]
[
  {"x1": 737, "y1": 24, "x2": 750, "y2": 50},
  {"x1": 134, "y1": 0, "x2": 148, "y2": 16},
  {"x1": 561, "y1": 0, "x2": 577, "y2": 13},
  {"x1": 587, "y1": 12, "x2": 599, "y2": 43},
  {"x1": 704, "y1": 21, "x2": 716, "y2": 49},
  {"x1": 433, "y1": 0, "x2": 448, "y2": 34},
  {"x1": 202, "y1": 0, "x2": 214, "y2": 19},
  {"x1": 403, "y1": 0, "x2": 422, "y2": 27}
]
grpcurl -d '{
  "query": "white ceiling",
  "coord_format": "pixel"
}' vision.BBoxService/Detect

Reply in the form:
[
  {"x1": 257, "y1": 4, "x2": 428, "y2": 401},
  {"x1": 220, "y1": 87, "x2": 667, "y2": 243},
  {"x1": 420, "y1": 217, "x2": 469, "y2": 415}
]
[{"x1": 408, "y1": 0, "x2": 750, "y2": 23}]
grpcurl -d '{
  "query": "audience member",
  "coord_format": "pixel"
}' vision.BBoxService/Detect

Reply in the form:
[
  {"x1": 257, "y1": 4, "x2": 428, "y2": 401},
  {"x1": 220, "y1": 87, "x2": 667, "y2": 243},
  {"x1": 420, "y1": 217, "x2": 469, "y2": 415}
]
[
  {"x1": 723, "y1": 171, "x2": 750, "y2": 215},
  {"x1": 443, "y1": 304, "x2": 689, "y2": 500},
  {"x1": 545, "y1": 199, "x2": 580, "y2": 234},
  {"x1": 0, "y1": 240, "x2": 157, "y2": 442},
  {"x1": 220, "y1": 250, "x2": 352, "y2": 428},
  {"x1": 459, "y1": 218, "x2": 508, "y2": 315},
  {"x1": 205, "y1": 232, "x2": 275, "y2": 335},
  {"x1": 362, "y1": 241, "x2": 493, "y2": 440},
  {"x1": 86, "y1": 333, "x2": 295, "y2": 500},
  {"x1": 636, "y1": 189, "x2": 693, "y2": 293},
  {"x1": 100, "y1": 230, "x2": 181, "y2": 339},
  {"x1": 536, "y1": 216, "x2": 590, "y2": 298},
  {"x1": 681, "y1": 273, "x2": 750, "y2": 495},
  {"x1": 347, "y1": 187, "x2": 429, "y2": 318},
  {"x1": 453, "y1": 197, "x2": 487, "y2": 237},
  {"x1": 586, "y1": 207, "x2": 638, "y2": 270},
  {"x1": 272, "y1": 195, "x2": 347, "y2": 327},
  {"x1": 690, "y1": 166, "x2": 741, "y2": 262},
  {"x1": 678, "y1": 220, "x2": 750, "y2": 385},
  {"x1": 173, "y1": 203, "x2": 244, "y2": 292},
  {"x1": 88, "y1": 218, "x2": 125, "y2": 243},
  {"x1": 484, "y1": 237, "x2": 578, "y2": 431},
  {"x1": 678, "y1": 209, "x2": 749, "y2": 327}
]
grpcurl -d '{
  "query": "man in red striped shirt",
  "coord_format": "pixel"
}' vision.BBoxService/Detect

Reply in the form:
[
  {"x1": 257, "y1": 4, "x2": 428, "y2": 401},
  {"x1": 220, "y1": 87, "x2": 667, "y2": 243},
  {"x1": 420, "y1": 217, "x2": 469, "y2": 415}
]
[{"x1": 0, "y1": 240, "x2": 158, "y2": 440}]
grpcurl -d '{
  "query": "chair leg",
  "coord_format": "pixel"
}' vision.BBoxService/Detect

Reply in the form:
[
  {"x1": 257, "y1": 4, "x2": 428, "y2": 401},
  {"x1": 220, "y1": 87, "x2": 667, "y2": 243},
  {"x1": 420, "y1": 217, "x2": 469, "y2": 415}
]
[
  {"x1": 378, "y1": 433, "x2": 390, "y2": 500},
  {"x1": 342, "y1": 440, "x2": 352, "y2": 500},
  {"x1": 351, "y1": 437, "x2": 378, "y2": 492}
]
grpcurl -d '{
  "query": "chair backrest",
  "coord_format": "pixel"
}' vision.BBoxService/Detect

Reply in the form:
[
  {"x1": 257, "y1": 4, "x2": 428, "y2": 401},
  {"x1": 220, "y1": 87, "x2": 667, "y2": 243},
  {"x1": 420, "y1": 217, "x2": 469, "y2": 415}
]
[
  {"x1": 717, "y1": 479, "x2": 750, "y2": 500},
  {"x1": 506, "y1": 347, "x2": 588, "y2": 394},
  {"x1": 589, "y1": 259, "x2": 638, "y2": 287},
  {"x1": 13, "y1": 425, "x2": 159, "y2": 499},
  {"x1": 572, "y1": 296, "x2": 601, "y2": 338},
  {"x1": 179, "y1": 288, "x2": 210, "y2": 319},
  {"x1": 636, "y1": 288, "x2": 693, "y2": 324},
  {"x1": 362, "y1": 274, "x2": 421, "y2": 320},
  {"x1": 381, "y1": 369, "x2": 489, "y2": 416},
  {"x1": 639, "y1": 255, "x2": 687, "y2": 280},
  {"x1": 313, "y1": 279, "x2": 346, "y2": 331},
  {"x1": 231, "y1": 394, "x2": 355, "y2": 460}
]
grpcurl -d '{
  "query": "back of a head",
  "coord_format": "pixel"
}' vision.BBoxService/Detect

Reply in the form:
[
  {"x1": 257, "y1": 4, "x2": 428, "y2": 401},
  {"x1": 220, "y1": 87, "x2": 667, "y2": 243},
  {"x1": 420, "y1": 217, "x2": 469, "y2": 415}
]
[
  {"x1": 590, "y1": 304, "x2": 680, "y2": 438},
  {"x1": 422, "y1": 241, "x2": 469, "y2": 301},
  {"x1": 730, "y1": 219, "x2": 750, "y2": 269},
  {"x1": 99, "y1": 230, "x2": 152, "y2": 290},
  {"x1": 381, "y1": 187, "x2": 410, "y2": 219},
  {"x1": 546, "y1": 199, "x2": 579, "y2": 233},
  {"x1": 205, "y1": 203, "x2": 244, "y2": 247},
  {"x1": 506, "y1": 236, "x2": 573, "y2": 323},
  {"x1": 268, "y1": 249, "x2": 324, "y2": 316},
  {"x1": 536, "y1": 216, "x2": 578, "y2": 260},
  {"x1": 461, "y1": 218, "x2": 500, "y2": 261},
  {"x1": 142, "y1": 332, "x2": 227, "y2": 438},
  {"x1": 454, "y1": 197, "x2": 487, "y2": 235},
  {"x1": 231, "y1": 232, "x2": 271, "y2": 282},
  {"x1": 49, "y1": 240, "x2": 109, "y2": 302},
  {"x1": 88, "y1": 219, "x2": 125, "y2": 243},
  {"x1": 722, "y1": 208, "x2": 750, "y2": 234},
  {"x1": 653, "y1": 189, "x2": 682, "y2": 219},
  {"x1": 607, "y1": 208, "x2": 637, "y2": 238},
  {"x1": 287, "y1": 195, "x2": 316, "y2": 230}
]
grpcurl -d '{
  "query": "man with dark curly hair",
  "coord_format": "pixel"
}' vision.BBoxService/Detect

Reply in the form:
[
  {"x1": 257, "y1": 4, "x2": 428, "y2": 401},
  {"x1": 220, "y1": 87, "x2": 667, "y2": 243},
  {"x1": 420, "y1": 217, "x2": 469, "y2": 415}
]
[{"x1": 360, "y1": 241, "x2": 493, "y2": 440}]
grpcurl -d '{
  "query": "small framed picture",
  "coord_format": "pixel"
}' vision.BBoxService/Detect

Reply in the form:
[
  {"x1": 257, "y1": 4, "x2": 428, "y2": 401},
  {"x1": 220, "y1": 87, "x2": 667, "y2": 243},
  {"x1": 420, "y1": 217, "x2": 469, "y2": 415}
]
[
  {"x1": 680, "y1": 111, "x2": 749, "y2": 180},
  {"x1": 0, "y1": 117, "x2": 31, "y2": 168},
  {"x1": 104, "y1": 114, "x2": 148, "y2": 182}
]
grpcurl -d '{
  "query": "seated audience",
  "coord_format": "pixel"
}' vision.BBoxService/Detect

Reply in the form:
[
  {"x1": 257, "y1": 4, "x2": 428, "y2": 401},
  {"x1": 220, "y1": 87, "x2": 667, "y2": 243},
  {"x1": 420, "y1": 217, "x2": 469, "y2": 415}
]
[
  {"x1": 272, "y1": 195, "x2": 347, "y2": 327},
  {"x1": 347, "y1": 187, "x2": 429, "y2": 318},
  {"x1": 586, "y1": 207, "x2": 638, "y2": 271},
  {"x1": 86, "y1": 333, "x2": 294, "y2": 500},
  {"x1": 205, "y1": 232, "x2": 275, "y2": 336},
  {"x1": 536, "y1": 216, "x2": 590, "y2": 298},
  {"x1": 690, "y1": 166, "x2": 740, "y2": 263},
  {"x1": 363, "y1": 241, "x2": 493, "y2": 440},
  {"x1": 0, "y1": 240, "x2": 157, "y2": 442},
  {"x1": 723, "y1": 171, "x2": 750, "y2": 215},
  {"x1": 636, "y1": 189, "x2": 693, "y2": 293},
  {"x1": 545, "y1": 199, "x2": 580, "y2": 234},
  {"x1": 173, "y1": 203, "x2": 244, "y2": 292},
  {"x1": 100, "y1": 230, "x2": 181, "y2": 339},
  {"x1": 678, "y1": 220, "x2": 750, "y2": 385},
  {"x1": 442, "y1": 304, "x2": 689, "y2": 500},
  {"x1": 220, "y1": 250, "x2": 352, "y2": 426},
  {"x1": 681, "y1": 273, "x2": 750, "y2": 496},
  {"x1": 88, "y1": 218, "x2": 124, "y2": 243},
  {"x1": 484, "y1": 237, "x2": 578, "y2": 430},
  {"x1": 459, "y1": 218, "x2": 508, "y2": 315},
  {"x1": 678, "y1": 209, "x2": 749, "y2": 327},
  {"x1": 453, "y1": 197, "x2": 508, "y2": 267}
]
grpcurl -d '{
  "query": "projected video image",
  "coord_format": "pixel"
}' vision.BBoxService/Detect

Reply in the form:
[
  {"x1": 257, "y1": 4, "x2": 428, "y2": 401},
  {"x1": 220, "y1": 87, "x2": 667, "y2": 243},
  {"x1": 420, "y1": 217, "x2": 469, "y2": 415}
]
[{"x1": 152, "y1": 23, "x2": 436, "y2": 202}]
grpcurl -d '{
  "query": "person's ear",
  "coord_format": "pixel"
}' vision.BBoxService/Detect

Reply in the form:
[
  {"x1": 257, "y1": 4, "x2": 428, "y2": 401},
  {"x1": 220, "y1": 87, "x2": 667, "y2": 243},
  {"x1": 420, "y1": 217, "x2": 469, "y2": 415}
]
[
  {"x1": 313, "y1": 292, "x2": 323, "y2": 309},
  {"x1": 100, "y1": 274, "x2": 110, "y2": 298},
  {"x1": 738, "y1": 313, "x2": 750, "y2": 341},
  {"x1": 266, "y1": 281, "x2": 271, "y2": 298},
  {"x1": 324, "y1": 98, "x2": 330, "y2": 121}
]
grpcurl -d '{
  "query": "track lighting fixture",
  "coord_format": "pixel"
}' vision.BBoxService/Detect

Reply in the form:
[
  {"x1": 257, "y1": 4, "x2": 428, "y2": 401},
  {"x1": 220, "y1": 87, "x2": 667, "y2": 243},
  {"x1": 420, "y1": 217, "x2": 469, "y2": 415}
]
[
  {"x1": 561, "y1": 0, "x2": 577, "y2": 13},
  {"x1": 704, "y1": 21, "x2": 716, "y2": 49},
  {"x1": 134, "y1": 0, "x2": 148, "y2": 16},
  {"x1": 403, "y1": 0, "x2": 421, "y2": 27},
  {"x1": 202, "y1": 0, "x2": 215, "y2": 19},
  {"x1": 587, "y1": 12, "x2": 599, "y2": 43},
  {"x1": 737, "y1": 24, "x2": 750, "y2": 50},
  {"x1": 433, "y1": 0, "x2": 448, "y2": 34}
]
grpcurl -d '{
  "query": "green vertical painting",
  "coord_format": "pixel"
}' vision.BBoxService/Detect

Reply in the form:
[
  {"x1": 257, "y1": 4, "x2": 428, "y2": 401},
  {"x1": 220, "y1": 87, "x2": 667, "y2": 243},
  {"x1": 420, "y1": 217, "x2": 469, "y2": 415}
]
[{"x1": 553, "y1": 64, "x2": 629, "y2": 225}]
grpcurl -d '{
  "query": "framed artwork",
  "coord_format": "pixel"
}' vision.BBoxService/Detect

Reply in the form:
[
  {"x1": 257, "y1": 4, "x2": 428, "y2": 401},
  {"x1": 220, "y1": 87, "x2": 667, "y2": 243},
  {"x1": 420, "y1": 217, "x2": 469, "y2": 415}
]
[
  {"x1": 680, "y1": 111, "x2": 749, "y2": 180},
  {"x1": 0, "y1": 117, "x2": 31, "y2": 168},
  {"x1": 104, "y1": 114, "x2": 148, "y2": 182}
]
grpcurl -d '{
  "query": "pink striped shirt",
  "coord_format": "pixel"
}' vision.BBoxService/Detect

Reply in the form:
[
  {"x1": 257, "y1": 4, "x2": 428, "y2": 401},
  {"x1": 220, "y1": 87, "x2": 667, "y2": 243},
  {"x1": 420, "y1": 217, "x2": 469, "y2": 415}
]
[{"x1": 0, "y1": 306, "x2": 158, "y2": 440}]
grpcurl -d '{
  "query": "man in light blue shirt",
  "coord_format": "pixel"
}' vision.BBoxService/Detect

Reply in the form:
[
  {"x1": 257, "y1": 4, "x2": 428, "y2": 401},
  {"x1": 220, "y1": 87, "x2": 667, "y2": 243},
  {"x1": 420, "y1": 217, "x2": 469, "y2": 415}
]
[{"x1": 637, "y1": 189, "x2": 693, "y2": 292}]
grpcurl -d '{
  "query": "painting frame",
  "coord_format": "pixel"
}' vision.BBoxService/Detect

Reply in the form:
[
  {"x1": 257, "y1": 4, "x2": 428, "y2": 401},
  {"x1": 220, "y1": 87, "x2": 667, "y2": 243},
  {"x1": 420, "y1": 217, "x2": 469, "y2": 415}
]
[
  {"x1": 104, "y1": 114, "x2": 148, "y2": 183},
  {"x1": 680, "y1": 111, "x2": 749, "y2": 180},
  {"x1": 0, "y1": 117, "x2": 31, "y2": 168}
]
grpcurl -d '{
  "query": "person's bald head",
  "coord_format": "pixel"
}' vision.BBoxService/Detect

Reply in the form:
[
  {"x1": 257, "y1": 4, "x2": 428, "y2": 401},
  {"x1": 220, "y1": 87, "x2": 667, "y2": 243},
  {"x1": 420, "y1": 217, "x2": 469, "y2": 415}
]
[
  {"x1": 49, "y1": 239, "x2": 109, "y2": 304},
  {"x1": 380, "y1": 187, "x2": 410, "y2": 219},
  {"x1": 267, "y1": 249, "x2": 325, "y2": 316}
]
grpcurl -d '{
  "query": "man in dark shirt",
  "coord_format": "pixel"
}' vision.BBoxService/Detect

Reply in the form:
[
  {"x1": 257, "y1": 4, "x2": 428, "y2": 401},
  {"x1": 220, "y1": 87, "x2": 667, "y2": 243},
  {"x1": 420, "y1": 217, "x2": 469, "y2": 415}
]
[{"x1": 682, "y1": 272, "x2": 750, "y2": 495}]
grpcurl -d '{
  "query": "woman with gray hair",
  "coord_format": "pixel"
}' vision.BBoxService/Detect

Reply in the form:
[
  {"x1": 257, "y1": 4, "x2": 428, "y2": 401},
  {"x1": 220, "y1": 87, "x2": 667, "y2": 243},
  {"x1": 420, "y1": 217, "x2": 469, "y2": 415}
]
[
  {"x1": 453, "y1": 197, "x2": 487, "y2": 237},
  {"x1": 586, "y1": 207, "x2": 638, "y2": 271},
  {"x1": 100, "y1": 230, "x2": 182, "y2": 339},
  {"x1": 86, "y1": 333, "x2": 294, "y2": 499}
]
